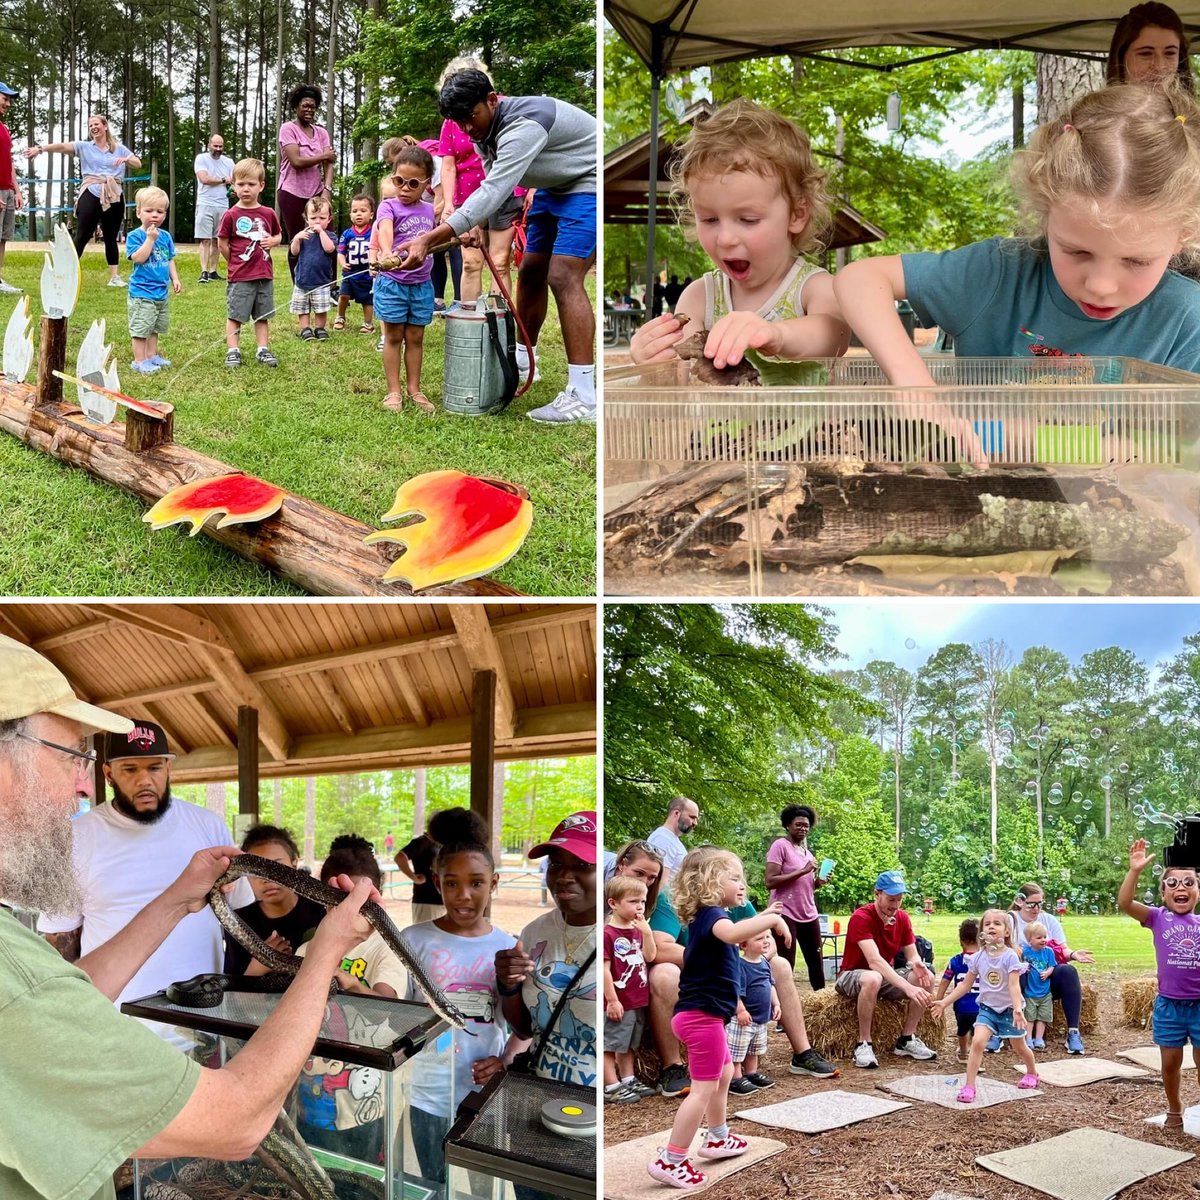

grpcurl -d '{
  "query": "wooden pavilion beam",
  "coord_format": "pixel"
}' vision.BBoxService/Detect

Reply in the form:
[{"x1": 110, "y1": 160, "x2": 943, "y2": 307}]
[
  {"x1": 33, "y1": 619, "x2": 117, "y2": 652},
  {"x1": 0, "y1": 611, "x2": 29, "y2": 642},
  {"x1": 81, "y1": 603, "x2": 226, "y2": 648},
  {"x1": 310, "y1": 672, "x2": 356, "y2": 737},
  {"x1": 470, "y1": 669, "x2": 498, "y2": 826},
  {"x1": 452, "y1": 607, "x2": 516, "y2": 740},
  {"x1": 383, "y1": 659, "x2": 430, "y2": 728}
]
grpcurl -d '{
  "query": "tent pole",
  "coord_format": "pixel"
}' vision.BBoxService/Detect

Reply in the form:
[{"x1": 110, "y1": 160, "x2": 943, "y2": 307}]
[{"x1": 645, "y1": 27, "x2": 663, "y2": 307}]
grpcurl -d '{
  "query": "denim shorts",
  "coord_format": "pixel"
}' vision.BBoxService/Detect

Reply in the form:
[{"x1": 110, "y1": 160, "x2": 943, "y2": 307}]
[
  {"x1": 1153, "y1": 994, "x2": 1200, "y2": 1048},
  {"x1": 339, "y1": 273, "x2": 374, "y2": 304},
  {"x1": 524, "y1": 189, "x2": 596, "y2": 260},
  {"x1": 373, "y1": 275, "x2": 434, "y2": 326},
  {"x1": 975, "y1": 1002, "x2": 1025, "y2": 1040}
]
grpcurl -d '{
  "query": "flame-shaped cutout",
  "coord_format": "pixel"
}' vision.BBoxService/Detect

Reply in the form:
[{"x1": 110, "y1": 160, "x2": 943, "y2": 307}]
[
  {"x1": 40, "y1": 224, "x2": 81, "y2": 319},
  {"x1": 2, "y1": 292, "x2": 33, "y2": 383},
  {"x1": 143, "y1": 474, "x2": 287, "y2": 536},
  {"x1": 75, "y1": 319, "x2": 120, "y2": 423},
  {"x1": 363, "y1": 470, "x2": 533, "y2": 590}
]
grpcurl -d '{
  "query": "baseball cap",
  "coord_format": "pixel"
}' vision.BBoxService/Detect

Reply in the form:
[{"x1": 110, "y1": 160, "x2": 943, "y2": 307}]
[
  {"x1": 0, "y1": 83, "x2": 17, "y2": 98},
  {"x1": 0, "y1": 635, "x2": 133, "y2": 736},
  {"x1": 528, "y1": 811, "x2": 597, "y2": 865},
  {"x1": 874, "y1": 870, "x2": 908, "y2": 896},
  {"x1": 103, "y1": 719, "x2": 175, "y2": 762}
]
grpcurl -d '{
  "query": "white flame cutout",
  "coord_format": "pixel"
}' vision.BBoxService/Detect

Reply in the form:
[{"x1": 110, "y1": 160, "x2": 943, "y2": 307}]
[
  {"x1": 75, "y1": 319, "x2": 120, "y2": 424},
  {"x1": 2, "y1": 292, "x2": 33, "y2": 383},
  {"x1": 40, "y1": 224, "x2": 81, "y2": 319}
]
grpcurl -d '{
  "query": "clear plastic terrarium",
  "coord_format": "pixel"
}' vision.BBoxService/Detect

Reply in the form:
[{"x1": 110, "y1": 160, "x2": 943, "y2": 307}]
[
  {"x1": 604, "y1": 356, "x2": 1200, "y2": 597},
  {"x1": 122, "y1": 985, "x2": 451, "y2": 1200}
]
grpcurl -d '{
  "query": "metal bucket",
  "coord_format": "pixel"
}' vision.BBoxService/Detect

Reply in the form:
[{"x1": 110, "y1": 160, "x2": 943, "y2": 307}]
[{"x1": 441, "y1": 298, "x2": 518, "y2": 416}]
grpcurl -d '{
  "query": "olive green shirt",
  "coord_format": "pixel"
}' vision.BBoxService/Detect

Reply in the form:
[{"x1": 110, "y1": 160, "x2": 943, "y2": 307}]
[{"x1": 0, "y1": 908, "x2": 200, "y2": 1200}]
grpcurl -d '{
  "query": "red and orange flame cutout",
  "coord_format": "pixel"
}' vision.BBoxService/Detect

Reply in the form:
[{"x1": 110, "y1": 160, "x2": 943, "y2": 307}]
[
  {"x1": 143, "y1": 474, "x2": 286, "y2": 536},
  {"x1": 364, "y1": 470, "x2": 533, "y2": 590}
]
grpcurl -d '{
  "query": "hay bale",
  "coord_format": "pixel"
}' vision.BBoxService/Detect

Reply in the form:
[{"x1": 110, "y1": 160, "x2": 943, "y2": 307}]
[
  {"x1": 1046, "y1": 981, "x2": 1099, "y2": 1037},
  {"x1": 801, "y1": 986, "x2": 948, "y2": 1061},
  {"x1": 1121, "y1": 976, "x2": 1158, "y2": 1030}
]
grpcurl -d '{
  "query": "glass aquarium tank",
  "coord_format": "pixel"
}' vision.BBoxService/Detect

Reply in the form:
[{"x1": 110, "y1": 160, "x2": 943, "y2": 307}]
[
  {"x1": 444, "y1": 1072, "x2": 596, "y2": 1200},
  {"x1": 604, "y1": 356, "x2": 1200, "y2": 597},
  {"x1": 122, "y1": 985, "x2": 451, "y2": 1200}
]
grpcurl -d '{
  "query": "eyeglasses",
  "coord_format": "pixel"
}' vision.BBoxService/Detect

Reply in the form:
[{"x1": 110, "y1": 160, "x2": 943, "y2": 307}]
[
  {"x1": 393, "y1": 176, "x2": 429, "y2": 190},
  {"x1": 1021, "y1": 900, "x2": 1043, "y2": 910},
  {"x1": 18, "y1": 732, "x2": 96, "y2": 769},
  {"x1": 1164, "y1": 877, "x2": 1197, "y2": 889}
]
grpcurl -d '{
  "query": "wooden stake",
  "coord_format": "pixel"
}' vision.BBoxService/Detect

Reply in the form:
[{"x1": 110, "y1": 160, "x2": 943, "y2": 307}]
[{"x1": 35, "y1": 316, "x2": 67, "y2": 408}]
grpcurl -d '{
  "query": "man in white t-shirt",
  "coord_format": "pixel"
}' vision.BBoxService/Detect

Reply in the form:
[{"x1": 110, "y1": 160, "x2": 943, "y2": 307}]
[
  {"x1": 646, "y1": 796, "x2": 699, "y2": 876},
  {"x1": 38, "y1": 719, "x2": 251, "y2": 1043},
  {"x1": 194, "y1": 132, "x2": 232, "y2": 282}
]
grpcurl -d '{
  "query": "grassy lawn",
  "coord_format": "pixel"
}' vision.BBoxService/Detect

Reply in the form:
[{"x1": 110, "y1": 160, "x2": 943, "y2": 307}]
[
  {"x1": 823, "y1": 911, "x2": 1157, "y2": 976},
  {"x1": 0, "y1": 245, "x2": 596, "y2": 596}
]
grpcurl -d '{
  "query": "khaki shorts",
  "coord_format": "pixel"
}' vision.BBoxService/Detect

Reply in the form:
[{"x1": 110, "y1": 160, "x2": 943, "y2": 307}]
[
  {"x1": 0, "y1": 191, "x2": 15, "y2": 241},
  {"x1": 195, "y1": 205, "x2": 226, "y2": 240},
  {"x1": 1024, "y1": 994, "x2": 1054, "y2": 1024},
  {"x1": 835, "y1": 964, "x2": 919, "y2": 1004},
  {"x1": 128, "y1": 296, "x2": 169, "y2": 338}
]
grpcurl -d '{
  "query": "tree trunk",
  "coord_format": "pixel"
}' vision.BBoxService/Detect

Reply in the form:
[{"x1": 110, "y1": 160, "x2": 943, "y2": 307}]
[
  {"x1": 1036, "y1": 54, "x2": 1104, "y2": 124},
  {"x1": 166, "y1": 0, "x2": 176, "y2": 238},
  {"x1": 362, "y1": 0, "x2": 379, "y2": 202},
  {"x1": 304, "y1": 776, "x2": 316, "y2": 866},
  {"x1": 273, "y1": 776, "x2": 282, "y2": 824},
  {"x1": 1104, "y1": 778, "x2": 1112, "y2": 838},
  {"x1": 209, "y1": 0, "x2": 221, "y2": 133},
  {"x1": 990, "y1": 757, "x2": 998, "y2": 852},
  {"x1": 412, "y1": 767, "x2": 427, "y2": 835},
  {"x1": 1013, "y1": 83, "x2": 1025, "y2": 150}
]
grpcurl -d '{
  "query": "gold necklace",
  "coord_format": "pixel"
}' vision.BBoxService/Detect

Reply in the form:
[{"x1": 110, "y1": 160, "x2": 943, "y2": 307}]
[{"x1": 562, "y1": 919, "x2": 594, "y2": 965}]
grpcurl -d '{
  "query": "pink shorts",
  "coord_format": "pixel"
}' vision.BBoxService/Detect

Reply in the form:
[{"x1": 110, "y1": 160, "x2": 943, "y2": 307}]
[{"x1": 671, "y1": 1009, "x2": 733, "y2": 1081}]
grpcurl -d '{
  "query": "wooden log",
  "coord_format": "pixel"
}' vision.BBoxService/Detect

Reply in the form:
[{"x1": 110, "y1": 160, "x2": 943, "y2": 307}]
[
  {"x1": 126, "y1": 406, "x2": 174, "y2": 452},
  {"x1": 0, "y1": 378, "x2": 520, "y2": 597},
  {"x1": 34, "y1": 316, "x2": 67, "y2": 408}
]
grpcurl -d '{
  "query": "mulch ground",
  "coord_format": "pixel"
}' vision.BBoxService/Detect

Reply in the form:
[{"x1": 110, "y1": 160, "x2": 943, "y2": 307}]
[{"x1": 603, "y1": 973, "x2": 1200, "y2": 1200}]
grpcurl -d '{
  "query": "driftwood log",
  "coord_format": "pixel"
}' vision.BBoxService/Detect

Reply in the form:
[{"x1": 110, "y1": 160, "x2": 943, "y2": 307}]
[{"x1": 0, "y1": 378, "x2": 520, "y2": 597}]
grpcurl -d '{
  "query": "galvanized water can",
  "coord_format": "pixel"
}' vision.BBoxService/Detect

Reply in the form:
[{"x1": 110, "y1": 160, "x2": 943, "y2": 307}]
[{"x1": 442, "y1": 298, "x2": 518, "y2": 415}]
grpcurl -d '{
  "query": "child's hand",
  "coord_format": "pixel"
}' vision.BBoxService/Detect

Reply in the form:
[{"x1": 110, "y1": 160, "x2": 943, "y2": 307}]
[
  {"x1": 771, "y1": 1000, "x2": 782, "y2": 1022},
  {"x1": 766, "y1": 901, "x2": 784, "y2": 916},
  {"x1": 1013, "y1": 1010, "x2": 1028, "y2": 1031},
  {"x1": 630, "y1": 313, "x2": 689, "y2": 365},
  {"x1": 606, "y1": 998, "x2": 624, "y2": 1022},
  {"x1": 774, "y1": 915, "x2": 792, "y2": 947},
  {"x1": 263, "y1": 930, "x2": 293, "y2": 957},
  {"x1": 471, "y1": 1055, "x2": 505, "y2": 1087},
  {"x1": 704, "y1": 311, "x2": 781, "y2": 369},
  {"x1": 736, "y1": 1007, "x2": 752, "y2": 1027},
  {"x1": 1040, "y1": 966, "x2": 1054, "y2": 980},
  {"x1": 172, "y1": 279, "x2": 182, "y2": 295},
  {"x1": 1129, "y1": 838, "x2": 1156, "y2": 874}
]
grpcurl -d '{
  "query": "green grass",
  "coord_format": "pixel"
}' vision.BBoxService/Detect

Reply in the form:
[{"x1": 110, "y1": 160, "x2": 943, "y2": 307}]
[
  {"x1": 823, "y1": 911, "x2": 1157, "y2": 977},
  {"x1": 0, "y1": 247, "x2": 596, "y2": 596}
]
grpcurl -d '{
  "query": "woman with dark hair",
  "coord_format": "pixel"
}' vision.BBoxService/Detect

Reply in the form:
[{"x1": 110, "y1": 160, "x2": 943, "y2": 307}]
[
  {"x1": 222, "y1": 824, "x2": 323, "y2": 975},
  {"x1": 765, "y1": 804, "x2": 829, "y2": 991},
  {"x1": 277, "y1": 83, "x2": 335, "y2": 280},
  {"x1": 1107, "y1": 3, "x2": 1195, "y2": 92}
]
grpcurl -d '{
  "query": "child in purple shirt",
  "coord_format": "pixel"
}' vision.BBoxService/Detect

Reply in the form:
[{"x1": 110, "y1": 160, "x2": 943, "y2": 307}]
[{"x1": 1119, "y1": 837, "x2": 1200, "y2": 1126}]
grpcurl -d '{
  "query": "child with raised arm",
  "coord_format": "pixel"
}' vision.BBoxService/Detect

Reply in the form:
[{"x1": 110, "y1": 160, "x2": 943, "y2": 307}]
[
  {"x1": 217, "y1": 158, "x2": 282, "y2": 368},
  {"x1": 630, "y1": 98, "x2": 848, "y2": 372},
  {"x1": 289, "y1": 195, "x2": 336, "y2": 340},
  {"x1": 335, "y1": 194, "x2": 376, "y2": 333},
  {"x1": 932, "y1": 909, "x2": 1039, "y2": 1104},
  {"x1": 125, "y1": 186, "x2": 181, "y2": 374},
  {"x1": 646, "y1": 847, "x2": 791, "y2": 1190},
  {"x1": 1118, "y1": 835, "x2": 1200, "y2": 1127},
  {"x1": 603, "y1": 875, "x2": 657, "y2": 1104},
  {"x1": 727, "y1": 930, "x2": 781, "y2": 1094},
  {"x1": 835, "y1": 85, "x2": 1200, "y2": 387}
]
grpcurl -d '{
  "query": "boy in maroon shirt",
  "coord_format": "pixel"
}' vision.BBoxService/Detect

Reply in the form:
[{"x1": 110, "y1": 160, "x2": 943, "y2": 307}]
[
  {"x1": 603, "y1": 875, "x2": 657, "y2": 1103},
  {"x1": 835, "y1": 870, "x2": 937, "y2": 1068}
]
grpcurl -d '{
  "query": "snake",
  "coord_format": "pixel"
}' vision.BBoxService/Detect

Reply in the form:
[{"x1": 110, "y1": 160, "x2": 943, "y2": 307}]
[{"x1": 164, "y1": 853, "x2": 475, "y2": 1200}]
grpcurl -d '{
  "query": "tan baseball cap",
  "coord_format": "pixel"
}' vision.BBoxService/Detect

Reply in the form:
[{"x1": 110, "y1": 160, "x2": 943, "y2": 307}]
[{"x1": 0, "y1": 635, "x2": 134, "y2": 735}]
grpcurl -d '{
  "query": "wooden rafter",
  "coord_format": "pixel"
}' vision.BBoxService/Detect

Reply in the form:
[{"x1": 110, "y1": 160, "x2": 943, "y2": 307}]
[{"x1": 452, "y1": 606, "x2": 517, "y2": 739}]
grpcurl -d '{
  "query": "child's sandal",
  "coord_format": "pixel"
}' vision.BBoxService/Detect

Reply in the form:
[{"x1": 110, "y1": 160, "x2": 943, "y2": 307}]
[
  {"x1": 333, "y1": 317, "x2": 346, "y2": 330},
  {"x1": 382, "y1": 392, "x2": 403, "y2": 411},
  {"x1": 409, "y1": 391, "x2": 436, "y2": 415},
  {"x1": 360, "y1": 322, "x2": 376, "y2": 334},
  {"x1": 1165, "y1": 1111, "x2": 1185, "y2": 1128},
  {"x1": 956, "y1": 1085, "x2": 976, "y2": 1104},
  {"x1": 299, "y1": 327, "x2": 316, "y2": 341}
]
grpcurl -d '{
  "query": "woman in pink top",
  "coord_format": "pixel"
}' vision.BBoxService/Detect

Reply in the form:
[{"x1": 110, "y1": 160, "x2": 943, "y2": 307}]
[
  {"x1": 765, "y1": 804, "x2": 829, "y2": 991},
  {"x1": 278, "y1": 83, "x2": 335, "y2": 282},
  {"x1": 436, "y1": 58, "x2": 525, "y2": 303}
]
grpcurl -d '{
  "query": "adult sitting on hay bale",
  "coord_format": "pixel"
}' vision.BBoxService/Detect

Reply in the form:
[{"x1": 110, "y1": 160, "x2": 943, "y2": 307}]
[
  {"x1": 1001, "y1": 881, "x2": 1095, "y2": 1055},
  {"x1": 834, "y1": 870, "x2": 940, "y2": 1069}
]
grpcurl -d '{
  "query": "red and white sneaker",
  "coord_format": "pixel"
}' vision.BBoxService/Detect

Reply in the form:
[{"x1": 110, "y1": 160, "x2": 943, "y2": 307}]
[
  {"x1": 646, "y1": 1154, "x2": 706, "y2": 1189},
  {"x1": 697, "y1": 1131, "x2": 749, "y2": 1159}
]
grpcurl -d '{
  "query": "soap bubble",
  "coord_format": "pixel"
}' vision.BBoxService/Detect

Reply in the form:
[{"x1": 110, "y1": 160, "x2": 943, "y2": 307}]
[
  {"x1": 905, "y1": 637, "x2": 916, "y2": 649},
  {"x1": 986, "y1": 892, "x2": 998, "y2": 903},
  {"x1": 920, "y1": 813, "x2": 930, "y2": 826},
  {"x1": 1072, "y1": 791, "x2": 1083, "y2": 803},
  {"x1": 942, "y1": 883, "x2": 953, "y2": 897},
  {"x1": 1073, "y1": 814, "x2": 1083, "y2": 825},
  {"x1": 1028, "y1": 736, "x2": 1043, "y2": 749},
  {"x1": 1003, "y1": 754, "x2": 1018, "y2": 769},
  {"x1": 1101, "y1": 707, "x2": 1112, "y2": 718},
  {"x1": 1090, "y1": 727, "x2": 1102, "y2": 739},
  {"x1": 930, "y1": 836, "x2": 942, "y2": 847},
  {"x1": 1077, "y1": 755, "x2": 1091, "y2": 768},
  {"x1": 1171, "y1": 782, "x2": 1181, "y2": 796},
  {"x1": 1048, "y1": 793, "x2": 1062, "y2": 806},
  {"x1": 1118, "y1": 762, "x2": 1130, "y2": 774},
  {"x1": 1025, "y1": 780, "x2": 1038, "y2": 795},
  {"x1": 914, "y1": 848, "x2": 924, "y2": 859},
  {"x1": 1089, "y1": 905, "x2": 1100, "y2": 914},
  {"x1": 938, "y1": 786, "x2": 949, "y2": 798},
  {"x1": 1081, "y1": 799, "x2": 1093, "y2": 812},
  {"x1": 1100, "y1": 775, "x2": 1113, "y2": 789},
  {"x1": 1003, "y1": 710, "x2": 1016, "y2": 722},
  {"x1": 930, "y1": 747, "x2": 942, "y2": 759},
  {"x1": 1153, "y1": 863, "x2": 1164, "y2": 876},
  {"x1": 953, "y1": 890, "x2": 967, "y2": 906}
]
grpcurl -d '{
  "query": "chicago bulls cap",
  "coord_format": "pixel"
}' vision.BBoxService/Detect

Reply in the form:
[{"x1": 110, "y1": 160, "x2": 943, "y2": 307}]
[
  {"x1": 103, "y1": 719, "x2": 175, "y2": 762},
  {"x1": 528, "y1": 810, "x2": 597, "y2": 865}
]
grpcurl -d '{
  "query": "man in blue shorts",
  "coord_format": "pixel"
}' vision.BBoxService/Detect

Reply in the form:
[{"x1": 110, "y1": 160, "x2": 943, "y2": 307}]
[{"x1": 395, "y1": 69, "x2": 597, "y2": 424}]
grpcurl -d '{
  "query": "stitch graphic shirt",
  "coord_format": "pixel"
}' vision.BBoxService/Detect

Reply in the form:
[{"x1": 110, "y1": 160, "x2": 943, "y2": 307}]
[
  {"x1": 1143, "y1": 906, "x2": 1200, "y2": 999},
  {"x1": 217, "y1": 204, "x2": 281, "y2": 283}
]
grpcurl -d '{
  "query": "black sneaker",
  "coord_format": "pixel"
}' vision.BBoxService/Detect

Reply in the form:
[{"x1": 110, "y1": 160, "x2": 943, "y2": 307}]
[
  {"x1": 743, "y1": 1072, "x2": 775, "y2": 1089},
  {"x1": 199, "y1": 272, "x2": 211, "y2": 283},
  {"x1": 314, "y1": 327, "x2": 330, "y2": 340},
  {"x1": 212, "y1": 272, "x2": 225, "y2": 281},
  {"x1": 225, "y1": 348, "x2": 242, "y2": 368},
  {"x1": 256, "y1": 347, "x2": 279, "y2": 367},
  {"x1": 791, "y1": 1047, "x2": 840, "y2": 1077},
  {"x1": 658, "y1": 1063, "x2": 691, "y2": 1098},
  {"x1": 728, "y1": 1077, "x2": 759, "y2": 1095}
]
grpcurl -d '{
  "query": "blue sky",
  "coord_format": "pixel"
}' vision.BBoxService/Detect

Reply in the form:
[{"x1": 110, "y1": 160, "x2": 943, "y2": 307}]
[{"x1": 821, "y1": 601, "x2": 1200, "y2": 673}]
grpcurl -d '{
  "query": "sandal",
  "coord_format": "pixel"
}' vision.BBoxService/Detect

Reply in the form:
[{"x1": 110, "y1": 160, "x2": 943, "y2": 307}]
[
  {"x1": 1018, "y1": 1073, "x2": 1040, "y2": 1089},
  {"x1": 360, "y1": 323, "x2": 376, "y2": 334},
  {"x1": 333, "y1": 317, "x2": 346, "y2": 330},
  {"x1": 956, "y1": 1085, "x2": 976, "y2": 1105},
  {"x1": 382, "y1": 392, "x2": 404, "y2": 411},
  {"x1": 299, "y1": 327, "x2": 316, "y2": 341},
  {"x1": 1165, "y1": 1111, "x2": 1185, "y2": 1128},
  {"x1": 409, "y1": 391, "x2": 436, "y2": 415}
]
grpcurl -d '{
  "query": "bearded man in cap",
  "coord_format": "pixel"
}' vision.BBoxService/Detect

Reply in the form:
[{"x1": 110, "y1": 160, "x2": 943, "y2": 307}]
[
  {"x1": 0, "y1": 634, "x2": 379, "y2": 1200},
  {"x1": 38, "y1": 718, "x2": 253, "y2": 1037}
]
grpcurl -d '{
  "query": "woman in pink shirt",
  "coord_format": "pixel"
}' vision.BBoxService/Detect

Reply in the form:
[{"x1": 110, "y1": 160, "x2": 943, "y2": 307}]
[
  {"x1": 277, "y1": 83, "x2": 335, "y2": 282},
  {"x1": 765, "y1": 804, "x2": 829, "y2": 991}
]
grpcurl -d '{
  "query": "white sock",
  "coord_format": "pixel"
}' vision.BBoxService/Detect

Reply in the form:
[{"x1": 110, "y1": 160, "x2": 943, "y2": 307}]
[
  {"x1": 516, "y1": 342, "x2": 534, "y2": 366},
  {"x1": 567, "y1": 363, "x2": 595, "y2": 403}
]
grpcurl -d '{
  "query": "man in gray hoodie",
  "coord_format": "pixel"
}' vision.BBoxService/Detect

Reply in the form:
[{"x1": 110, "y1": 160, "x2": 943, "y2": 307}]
[{"x1": 397, "y1": 69, "x2": 597, "y2": 424}]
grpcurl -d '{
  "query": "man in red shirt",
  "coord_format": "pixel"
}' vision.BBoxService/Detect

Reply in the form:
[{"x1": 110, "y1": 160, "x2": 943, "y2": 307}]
[
  {"x1": 0, "y1": 81, "x2": 24, "y2": 294},
  {"x1": 835, "y1": 870, "x2": 937, "y2": 1068}
]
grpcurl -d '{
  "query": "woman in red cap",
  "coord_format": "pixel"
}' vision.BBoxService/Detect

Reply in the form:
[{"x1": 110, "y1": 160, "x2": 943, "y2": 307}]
[{"x1": 496, "y1": 810, "x2": 597, "y2": 1199}]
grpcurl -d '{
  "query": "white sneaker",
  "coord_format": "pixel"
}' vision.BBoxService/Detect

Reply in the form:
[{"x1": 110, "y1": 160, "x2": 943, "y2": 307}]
[
  {"x1": 0, "y1": 279, "x2": 20, "y2": 294},
  {"x1": 646, "y1": 1154, "x2": 705, "y2": 1189},
  {"x1": 853, "y1": 1042, "x2": 879, "y2": 1069},
  {"x1": 527, "y1": 387, "x2": 595, "y2": 424},
  {"x1": 107, "y1": 276, "x2": 127, "y2": 288},
  {"x1": 894, "y1": 1035, "x2": 937, "y2": 1061}
]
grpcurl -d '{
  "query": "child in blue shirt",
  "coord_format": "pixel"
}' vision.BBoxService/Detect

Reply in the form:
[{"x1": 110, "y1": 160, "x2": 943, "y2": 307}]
[
  {"x1": 836, "y1": 86, "x2": 1200, "y2": 388},
  {"x1": 1021, "y1": 920, "x2": 1058, "y2": 1051},
  {"x1": 335, "y1": 194, "x2": 376, "y2": 333},
  {"x1": 289, "y1": 196, "x2": 336, "y2": 340},
  {"x1": 936, "y1": 918, "x2": 983, "y2": 1066},
  {"x1": 727, "y1": 930, "x2": 780, "y2": 1094},
  {"x1": 125, "y1": 186, "x2": 181, "y2": 374}
]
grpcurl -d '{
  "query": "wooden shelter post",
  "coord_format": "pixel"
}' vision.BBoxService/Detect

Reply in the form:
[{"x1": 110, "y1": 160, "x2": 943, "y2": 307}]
[
  {"x1": 237, "y1": 705, "x2": 261, "y2": 821},
  {"x1": 470, "y1": 670, "x2": 497, "y2": 837}
]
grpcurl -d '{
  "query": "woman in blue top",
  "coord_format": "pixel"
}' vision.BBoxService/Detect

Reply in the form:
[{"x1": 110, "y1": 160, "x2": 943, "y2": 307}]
[{"x1": 26, "y1": 114, "x2": 141, "y2": 287}]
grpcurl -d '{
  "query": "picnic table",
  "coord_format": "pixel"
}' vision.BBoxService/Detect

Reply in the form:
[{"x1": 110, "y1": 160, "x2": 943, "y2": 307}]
[{"x1": 604, "y1": 305, "x2": 644, "y2": 347}]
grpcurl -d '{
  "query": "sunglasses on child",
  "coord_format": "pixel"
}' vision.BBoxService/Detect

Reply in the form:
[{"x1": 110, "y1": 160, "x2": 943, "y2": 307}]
[
  {"x1": 1164, "y1": 876, "x2": 1198, "y2": 889},
  {"x1": 392, "y1": 176, "x2": 429, "y2": 190}
]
